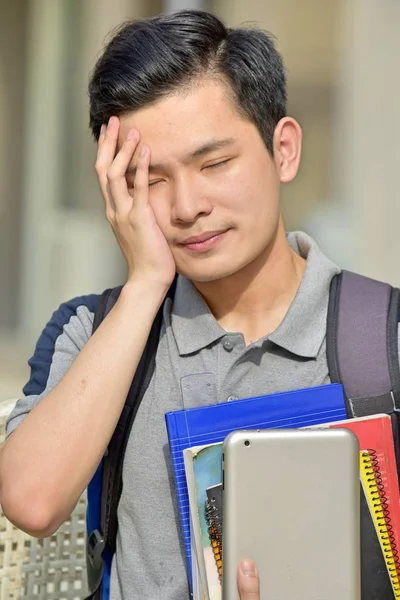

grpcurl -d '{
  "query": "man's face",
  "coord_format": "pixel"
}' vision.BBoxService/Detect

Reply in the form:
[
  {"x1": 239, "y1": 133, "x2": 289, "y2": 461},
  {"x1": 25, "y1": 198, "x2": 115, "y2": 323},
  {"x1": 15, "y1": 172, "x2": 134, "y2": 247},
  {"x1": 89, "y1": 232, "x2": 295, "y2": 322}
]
[{"x1": 119, "y1": 79, "x2": 282, "y2": 283}]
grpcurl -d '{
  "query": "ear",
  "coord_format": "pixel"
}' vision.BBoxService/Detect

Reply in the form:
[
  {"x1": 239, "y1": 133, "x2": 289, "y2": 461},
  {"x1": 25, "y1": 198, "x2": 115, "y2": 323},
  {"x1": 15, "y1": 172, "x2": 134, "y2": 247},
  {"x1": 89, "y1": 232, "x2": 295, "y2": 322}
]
[{"x1": 273, "y1": 117, "x2": 302, "y2": 184}]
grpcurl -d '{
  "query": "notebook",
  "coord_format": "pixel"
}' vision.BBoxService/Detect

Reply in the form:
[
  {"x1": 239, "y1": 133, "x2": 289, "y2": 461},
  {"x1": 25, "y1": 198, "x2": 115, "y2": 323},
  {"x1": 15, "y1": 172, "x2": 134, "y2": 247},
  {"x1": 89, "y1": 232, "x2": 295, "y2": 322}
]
[
  {"x1": 312, "y1": 414, "x2": 400, "y2": 598},
  {"x1": 184, "y1": 444, "x2": 224, "y2": 600},
  {"x1": 165, "y1": 383, "x2": 347, "y2": 584}
]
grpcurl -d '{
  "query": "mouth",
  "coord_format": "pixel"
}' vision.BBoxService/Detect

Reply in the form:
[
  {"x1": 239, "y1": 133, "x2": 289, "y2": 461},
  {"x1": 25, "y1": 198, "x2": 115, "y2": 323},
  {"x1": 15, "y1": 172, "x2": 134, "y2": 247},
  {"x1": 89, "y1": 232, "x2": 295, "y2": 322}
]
[{"x1": 179, "y1": 229, "x2": 230, "y2": 253}]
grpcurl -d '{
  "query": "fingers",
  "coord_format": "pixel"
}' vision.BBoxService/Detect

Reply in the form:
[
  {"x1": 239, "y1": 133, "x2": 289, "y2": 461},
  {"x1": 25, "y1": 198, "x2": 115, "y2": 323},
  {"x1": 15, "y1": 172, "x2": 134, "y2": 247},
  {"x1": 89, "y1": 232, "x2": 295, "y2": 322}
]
[
  {"x1": 95, "y1": 117, "x2": 145, "y2": 222},
  {"x1": 237, "y1": 559, "x2": 260, "y2": 600},
  {"x1": 96, "y1": 123, "x2": 107, "y2": 158},
  {"x1": 130, "y1": 145, "x2": 150, "y2": 208},
  {"x1": 107, "y1": 129, "x2": 140, "y2": 210},
  {"x1": 95, "y1": 117, "x2": 120, "y2": 209}
]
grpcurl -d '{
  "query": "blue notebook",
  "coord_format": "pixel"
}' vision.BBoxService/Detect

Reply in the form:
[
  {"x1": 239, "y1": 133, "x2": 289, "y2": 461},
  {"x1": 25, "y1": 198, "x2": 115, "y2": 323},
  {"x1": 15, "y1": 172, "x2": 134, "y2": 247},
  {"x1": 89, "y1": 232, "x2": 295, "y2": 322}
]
[{"x1": 165, "y1": 383, "x2": 347, "y2": 586}]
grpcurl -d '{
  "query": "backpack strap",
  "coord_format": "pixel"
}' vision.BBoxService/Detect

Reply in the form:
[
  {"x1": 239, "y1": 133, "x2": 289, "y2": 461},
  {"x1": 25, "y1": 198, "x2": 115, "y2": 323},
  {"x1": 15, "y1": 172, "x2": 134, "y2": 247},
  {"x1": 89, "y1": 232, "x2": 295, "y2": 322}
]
[
  {"x1": 326, "y1": 270, "x2": 400, "y2": 418},
  {"x1": 86, "y1": 277, "x2": 178, "y2": 598},
  {"x1": 86, "y1": 286, "x2": 119, "y2": 599}
]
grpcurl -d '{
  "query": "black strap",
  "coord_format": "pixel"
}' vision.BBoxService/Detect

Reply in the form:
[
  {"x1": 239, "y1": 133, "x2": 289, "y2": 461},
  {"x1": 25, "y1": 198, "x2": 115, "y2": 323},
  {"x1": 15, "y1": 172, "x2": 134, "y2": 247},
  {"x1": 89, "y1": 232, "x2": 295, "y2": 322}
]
[
  {"x1": 85, "y1": 287, "x2": 117, "y2": 598},
  {"x1": 101, "y1": 297, "x2": 164, "y2": 552},
  {"x1": 86, "y1": 279, "x2": 177, "y2": 597},
  {"x1": 94, "y1": 278, "x2": 177, "y2": 555},
  {"x1": 327, "y1": 270, "x2": 400, "y2": 417},
  {"x1": 92, "y1": 288, "x2": 115, "y2": 334},
  {"x1": 326, "y1": 273, "x2": 341, "y2": 386}
]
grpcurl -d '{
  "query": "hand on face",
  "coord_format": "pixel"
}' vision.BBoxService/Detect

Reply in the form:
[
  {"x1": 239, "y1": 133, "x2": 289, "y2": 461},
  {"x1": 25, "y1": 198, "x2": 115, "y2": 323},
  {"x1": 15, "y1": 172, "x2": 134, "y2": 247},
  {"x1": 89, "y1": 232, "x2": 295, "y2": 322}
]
[
  {"x1": 95, "y1": 116, "x2": 176, "y2": 289},
  {"x1": 237, "y1": 559, "x2": 260, "y2": 599}
]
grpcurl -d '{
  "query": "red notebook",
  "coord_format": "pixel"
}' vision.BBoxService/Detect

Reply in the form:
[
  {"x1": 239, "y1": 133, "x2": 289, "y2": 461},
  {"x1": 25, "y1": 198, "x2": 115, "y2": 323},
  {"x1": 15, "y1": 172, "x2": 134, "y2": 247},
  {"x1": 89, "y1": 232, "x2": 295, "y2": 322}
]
[
  {"x1": 313, "y1": 414, "x2": 400, "y2": 597},
  {"x1": 331, "y1": 415, "x2": 400, "y2": 555}
]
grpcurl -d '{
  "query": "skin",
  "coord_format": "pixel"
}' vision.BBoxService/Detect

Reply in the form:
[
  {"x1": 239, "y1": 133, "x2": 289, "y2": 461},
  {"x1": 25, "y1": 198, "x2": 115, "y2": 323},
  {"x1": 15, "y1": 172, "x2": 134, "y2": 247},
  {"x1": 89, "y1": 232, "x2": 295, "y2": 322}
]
[
  {"x1": 96, "y1": 77, "x2": 304, "y2": 597},
  {"x1": 99, "y1": 77, "x2": 305, "y2": 344},
  {"x1": 237, "y1": 559, "x2": 260, "y2": 599}
]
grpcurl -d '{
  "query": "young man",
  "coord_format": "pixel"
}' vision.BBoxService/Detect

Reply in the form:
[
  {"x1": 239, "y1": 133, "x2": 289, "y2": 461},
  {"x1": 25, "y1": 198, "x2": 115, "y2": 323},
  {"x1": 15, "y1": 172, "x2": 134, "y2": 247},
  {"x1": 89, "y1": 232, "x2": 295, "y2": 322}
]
[{"x1": 0, "y1": 9, "x2": 378, "y2": 600}]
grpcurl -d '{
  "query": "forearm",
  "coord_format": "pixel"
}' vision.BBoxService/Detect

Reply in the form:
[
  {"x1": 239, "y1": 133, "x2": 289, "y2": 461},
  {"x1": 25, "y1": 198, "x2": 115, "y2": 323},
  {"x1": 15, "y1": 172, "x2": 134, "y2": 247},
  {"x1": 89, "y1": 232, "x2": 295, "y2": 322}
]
[{"x1": 0, "y1": 280, "x2": 167, "y2": 536}]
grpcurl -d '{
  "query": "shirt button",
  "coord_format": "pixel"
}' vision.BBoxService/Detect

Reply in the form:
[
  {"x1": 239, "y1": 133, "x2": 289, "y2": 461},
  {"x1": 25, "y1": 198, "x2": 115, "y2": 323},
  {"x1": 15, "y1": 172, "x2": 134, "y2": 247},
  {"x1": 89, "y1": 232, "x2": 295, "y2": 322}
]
[
  {"x1": 223, "y1": 339, "x2": 234, "y2": 352},
  {"x1": 227, "y1": 395, "x2": 238, "y2": 402}
]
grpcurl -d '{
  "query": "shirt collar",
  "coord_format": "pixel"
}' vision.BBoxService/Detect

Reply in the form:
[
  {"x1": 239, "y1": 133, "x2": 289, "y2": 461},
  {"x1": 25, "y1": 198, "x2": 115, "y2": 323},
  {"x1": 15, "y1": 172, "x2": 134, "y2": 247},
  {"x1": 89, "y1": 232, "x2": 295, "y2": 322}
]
[
  {"x1": 170, "y1": 231, "x2": 341, "y2": 358},
  {"x1": 267, "y1": 231, "x2": 341, "y2": 358},
  {"x1": 171, "y1": 276, "x2": 226, "y2": 356}
]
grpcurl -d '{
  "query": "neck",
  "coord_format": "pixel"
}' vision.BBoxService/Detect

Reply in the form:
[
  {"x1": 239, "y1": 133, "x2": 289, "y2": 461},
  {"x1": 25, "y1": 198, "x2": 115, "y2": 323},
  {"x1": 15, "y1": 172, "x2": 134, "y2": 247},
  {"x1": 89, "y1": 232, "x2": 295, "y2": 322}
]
[{"x1": 193, "y1": 221, "x2": 306, "y2": 344}]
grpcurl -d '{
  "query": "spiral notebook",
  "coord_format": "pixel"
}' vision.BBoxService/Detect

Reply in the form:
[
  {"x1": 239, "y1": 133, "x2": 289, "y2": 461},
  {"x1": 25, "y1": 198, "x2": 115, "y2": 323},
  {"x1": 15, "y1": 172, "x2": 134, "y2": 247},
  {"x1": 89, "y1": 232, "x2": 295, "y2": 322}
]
[
  {"x1": 165, "y1": 383, "x2": 347, "y2": 588},
  {"x1": 314, "y1": 414, "x2": 400, "y2": 598}
]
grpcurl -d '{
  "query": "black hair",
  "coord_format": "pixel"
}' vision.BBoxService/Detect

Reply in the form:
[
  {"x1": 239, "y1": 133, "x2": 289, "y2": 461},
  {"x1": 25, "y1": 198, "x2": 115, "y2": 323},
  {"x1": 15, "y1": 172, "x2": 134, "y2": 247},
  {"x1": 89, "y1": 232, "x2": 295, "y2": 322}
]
[{"x1": 88, "y1": 10, "x2": 287, "y2": 153}]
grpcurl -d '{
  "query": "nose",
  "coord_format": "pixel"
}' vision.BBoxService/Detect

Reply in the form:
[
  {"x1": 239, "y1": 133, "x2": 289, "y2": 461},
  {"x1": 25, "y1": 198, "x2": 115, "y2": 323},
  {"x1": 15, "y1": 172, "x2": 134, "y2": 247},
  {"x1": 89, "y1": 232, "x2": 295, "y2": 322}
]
[{"x1": 171, "y1": 176, "x2": 213, "y2": 223}]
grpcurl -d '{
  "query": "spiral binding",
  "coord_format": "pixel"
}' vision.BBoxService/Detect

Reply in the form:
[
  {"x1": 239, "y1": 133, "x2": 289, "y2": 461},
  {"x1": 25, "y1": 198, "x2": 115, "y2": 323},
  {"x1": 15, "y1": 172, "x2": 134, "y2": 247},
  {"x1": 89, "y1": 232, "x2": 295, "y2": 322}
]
[
  {"x1": 205, "y1": 485, "x2": 223, "y2": 582},
  {"x1": 361, "y1": 450, "x2": 400, "y2": 595}
]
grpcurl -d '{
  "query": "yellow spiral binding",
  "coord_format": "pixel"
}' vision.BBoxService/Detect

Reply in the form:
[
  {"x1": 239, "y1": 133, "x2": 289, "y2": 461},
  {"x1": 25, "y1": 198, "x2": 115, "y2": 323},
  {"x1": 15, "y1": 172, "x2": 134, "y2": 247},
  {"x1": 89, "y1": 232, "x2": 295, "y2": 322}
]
[
  {"x1": 360, "y1": 450, "x2": 400, "y2": 597},
  {"x1": 205, "y1": 496, "x2": 223, "y2": 582}
]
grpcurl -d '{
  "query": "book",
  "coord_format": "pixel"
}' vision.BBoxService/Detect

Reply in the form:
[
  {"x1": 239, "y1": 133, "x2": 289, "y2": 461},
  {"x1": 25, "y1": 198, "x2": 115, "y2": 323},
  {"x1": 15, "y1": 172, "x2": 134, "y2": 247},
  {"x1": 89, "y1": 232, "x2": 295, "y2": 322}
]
[
  {"x1": 190, "y1": 517, "x2": 206, "y2": 600},
  {"x1": 184, "y1": 444, "x2": 224, "y2": 600},
  {"x1": 327, "y1": 413, "x2": 400, "y2": 593},
  {"x1": 165, "y1": 382, "x2": 347, "y2": 588},
  {"x1": 296, "y1": 415, "x2": 400, "y2": 598},
  {"x1": 184, "y1": 414, "x2": 400, "y2": 599}
]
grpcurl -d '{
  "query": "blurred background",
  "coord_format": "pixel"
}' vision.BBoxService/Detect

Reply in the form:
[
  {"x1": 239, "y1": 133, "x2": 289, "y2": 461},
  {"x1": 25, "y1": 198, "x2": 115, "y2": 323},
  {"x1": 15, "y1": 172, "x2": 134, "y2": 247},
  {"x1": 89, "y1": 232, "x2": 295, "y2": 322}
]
[{"x1": 1, "y1": 0, "x2": 400, "y2": 403}]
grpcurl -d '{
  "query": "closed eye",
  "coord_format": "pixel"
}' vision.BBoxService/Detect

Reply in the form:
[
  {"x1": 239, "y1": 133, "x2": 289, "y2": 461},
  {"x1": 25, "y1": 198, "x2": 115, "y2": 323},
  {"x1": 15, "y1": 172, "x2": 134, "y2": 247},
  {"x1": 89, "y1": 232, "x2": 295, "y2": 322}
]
[
  {"x1": 148, "y1": 179, "x2": 164, "y2": 187},
  {"x1": 203, "y1": 159, "x2": 231, "y2": 171}
]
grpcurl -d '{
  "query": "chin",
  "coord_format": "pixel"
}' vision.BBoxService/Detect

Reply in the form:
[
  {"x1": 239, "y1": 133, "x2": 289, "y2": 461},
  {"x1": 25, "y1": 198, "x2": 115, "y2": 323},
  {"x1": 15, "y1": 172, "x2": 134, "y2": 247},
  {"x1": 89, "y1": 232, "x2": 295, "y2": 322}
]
[
  {"x1": 177, "y1": 258, "x2": 250, "y2": 284},
  {"x1": 175, "y1": 236, "x2": 271, "y2": 283}
]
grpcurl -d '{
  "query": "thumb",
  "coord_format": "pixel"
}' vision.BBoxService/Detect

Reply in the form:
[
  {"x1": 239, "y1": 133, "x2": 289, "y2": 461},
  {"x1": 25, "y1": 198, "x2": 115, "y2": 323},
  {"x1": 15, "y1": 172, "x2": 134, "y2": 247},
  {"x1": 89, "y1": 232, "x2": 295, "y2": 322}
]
[{"x1": 237, "y1": 559, "x2": 260, "y2": 599}]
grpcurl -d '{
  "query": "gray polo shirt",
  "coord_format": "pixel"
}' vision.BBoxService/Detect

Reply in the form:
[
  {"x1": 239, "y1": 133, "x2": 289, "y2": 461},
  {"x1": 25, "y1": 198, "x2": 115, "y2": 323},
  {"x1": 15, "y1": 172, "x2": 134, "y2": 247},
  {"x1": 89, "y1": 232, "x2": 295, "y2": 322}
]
[
  {"x1": 6, "y1": 231, "x2": 341, "y2": 599},
  {"x1": 109, "y1": 231, "x2": 340, "y2": 599}
]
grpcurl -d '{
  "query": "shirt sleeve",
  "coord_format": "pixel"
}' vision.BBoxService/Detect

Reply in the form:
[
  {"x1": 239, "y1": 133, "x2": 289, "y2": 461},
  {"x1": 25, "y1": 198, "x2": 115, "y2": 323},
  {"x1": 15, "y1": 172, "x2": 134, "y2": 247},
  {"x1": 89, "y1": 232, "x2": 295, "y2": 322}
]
[{"x1": 5, "y1": 294, "x2": 99, "y2": 437}]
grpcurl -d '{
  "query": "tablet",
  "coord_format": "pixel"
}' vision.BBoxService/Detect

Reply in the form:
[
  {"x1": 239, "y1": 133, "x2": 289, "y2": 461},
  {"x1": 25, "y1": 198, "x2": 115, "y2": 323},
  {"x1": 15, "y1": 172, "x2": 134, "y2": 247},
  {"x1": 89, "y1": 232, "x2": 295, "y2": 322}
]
[{"x1": 222, "y1": 428, "x2": 361, "y2": 600}]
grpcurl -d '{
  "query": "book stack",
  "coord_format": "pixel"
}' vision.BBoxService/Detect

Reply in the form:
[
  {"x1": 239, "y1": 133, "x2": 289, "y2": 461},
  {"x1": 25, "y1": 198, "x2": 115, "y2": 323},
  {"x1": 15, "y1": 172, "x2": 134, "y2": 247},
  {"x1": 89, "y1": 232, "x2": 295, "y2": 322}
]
[{"x1": 165, "y1": 385, "x2": 400, "y2": 600}]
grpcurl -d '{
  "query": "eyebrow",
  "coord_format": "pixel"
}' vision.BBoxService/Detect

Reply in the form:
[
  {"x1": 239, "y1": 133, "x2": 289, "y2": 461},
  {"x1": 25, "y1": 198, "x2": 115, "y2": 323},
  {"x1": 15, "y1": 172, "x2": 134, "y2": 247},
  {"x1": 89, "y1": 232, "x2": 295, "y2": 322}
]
[{"x1": 125, "y1": 137, "x2": 236, "y2": 178}]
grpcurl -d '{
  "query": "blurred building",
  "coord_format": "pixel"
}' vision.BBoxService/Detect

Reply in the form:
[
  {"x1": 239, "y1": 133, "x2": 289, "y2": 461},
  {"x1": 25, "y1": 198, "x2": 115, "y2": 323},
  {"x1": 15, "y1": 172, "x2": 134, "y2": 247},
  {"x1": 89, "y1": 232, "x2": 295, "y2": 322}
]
[{"x1": 1, "y1": 0, "x2": 399, "y2": 399}]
